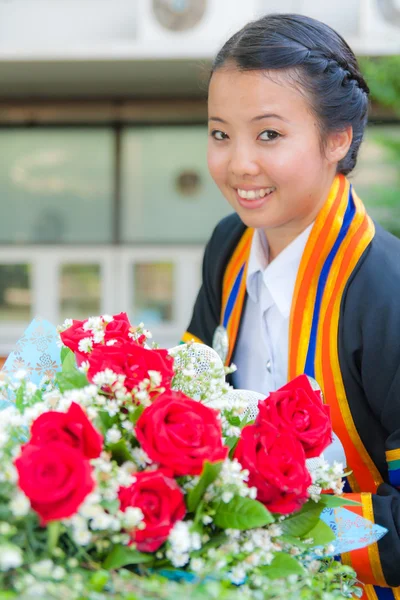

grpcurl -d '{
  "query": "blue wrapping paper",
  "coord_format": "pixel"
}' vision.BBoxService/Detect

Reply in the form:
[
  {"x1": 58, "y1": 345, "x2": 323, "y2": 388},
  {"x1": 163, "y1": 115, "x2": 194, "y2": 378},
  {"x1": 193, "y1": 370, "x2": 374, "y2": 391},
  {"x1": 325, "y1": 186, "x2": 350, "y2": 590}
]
[{"x1": 0, "y1": 317, "x2": 61, "y2": 407}]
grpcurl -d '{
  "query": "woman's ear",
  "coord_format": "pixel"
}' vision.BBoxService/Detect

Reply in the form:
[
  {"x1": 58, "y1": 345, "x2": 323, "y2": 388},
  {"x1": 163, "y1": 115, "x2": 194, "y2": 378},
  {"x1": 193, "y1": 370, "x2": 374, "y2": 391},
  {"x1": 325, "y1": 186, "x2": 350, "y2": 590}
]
[{"x1": 325, "y1": 126, "x2": 353, "y2": 164}]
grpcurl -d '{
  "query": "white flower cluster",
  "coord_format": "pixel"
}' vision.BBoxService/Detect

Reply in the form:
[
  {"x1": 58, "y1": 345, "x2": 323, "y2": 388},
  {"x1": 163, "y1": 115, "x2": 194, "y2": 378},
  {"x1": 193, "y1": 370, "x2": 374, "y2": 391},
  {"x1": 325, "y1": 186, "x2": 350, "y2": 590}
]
[
  {"x1": 309, "y1": 459, "x2": 345, "y2": 496},
  {"x1": 0, "y1": 544, "x2": 23, "y2": 571},
  {"x1": 204, "y1": 458, "x2": 257, "y2": 504},
  {"x1": 128, "y1": 322, "x2": 152, "y2": 343},
  {"x1": 194, "y1": 523, "x2": 286, "y2": 584},
  {"x1": 166, "y1": 520, "x2": 202, "y2": 568},
  {"x1": 66, "y1": 458, "x2": 140, "y2": 547}
]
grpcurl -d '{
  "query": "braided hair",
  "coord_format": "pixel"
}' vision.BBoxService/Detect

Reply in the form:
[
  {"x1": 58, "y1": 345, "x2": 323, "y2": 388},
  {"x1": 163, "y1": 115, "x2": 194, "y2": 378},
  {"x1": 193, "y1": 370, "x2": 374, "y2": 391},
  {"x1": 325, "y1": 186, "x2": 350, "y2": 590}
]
[{"x1": 210, "y1": 14, "x2": 369, "y2": 176}]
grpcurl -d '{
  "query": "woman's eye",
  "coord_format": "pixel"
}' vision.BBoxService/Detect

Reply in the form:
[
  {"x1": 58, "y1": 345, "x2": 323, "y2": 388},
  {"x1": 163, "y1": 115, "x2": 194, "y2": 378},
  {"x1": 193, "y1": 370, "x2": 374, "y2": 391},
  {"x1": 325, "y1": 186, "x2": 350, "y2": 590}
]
[
  {"x1": 211, "y1": 130, "x2": 229, "y2": 141},
  {"x1": 258, "y1": 130, "x2": 280, "y2": 141}
]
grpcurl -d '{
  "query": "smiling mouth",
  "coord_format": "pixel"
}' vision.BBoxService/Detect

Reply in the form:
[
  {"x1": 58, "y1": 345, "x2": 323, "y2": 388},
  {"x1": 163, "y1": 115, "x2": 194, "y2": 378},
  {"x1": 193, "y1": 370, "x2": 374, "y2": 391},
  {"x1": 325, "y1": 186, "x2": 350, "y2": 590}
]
[{"x1": 236, "y1": 187, "x2": 276, "y2": 200}]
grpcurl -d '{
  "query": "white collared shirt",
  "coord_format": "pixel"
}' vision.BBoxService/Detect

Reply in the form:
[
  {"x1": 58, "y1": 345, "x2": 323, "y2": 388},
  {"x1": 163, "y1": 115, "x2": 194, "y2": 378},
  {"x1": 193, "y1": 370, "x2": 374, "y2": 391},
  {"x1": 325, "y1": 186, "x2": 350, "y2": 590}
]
[{"x1": 232, "y1": 224, "x2": 313, "y2": 395}]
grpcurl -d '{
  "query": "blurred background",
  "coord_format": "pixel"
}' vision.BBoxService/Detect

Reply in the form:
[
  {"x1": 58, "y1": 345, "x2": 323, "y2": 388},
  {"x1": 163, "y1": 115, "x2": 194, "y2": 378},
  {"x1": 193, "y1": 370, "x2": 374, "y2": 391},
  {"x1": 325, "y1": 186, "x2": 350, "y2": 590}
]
[{"x1": 0, "y1": 0, "x2": 399, "y2": 361}]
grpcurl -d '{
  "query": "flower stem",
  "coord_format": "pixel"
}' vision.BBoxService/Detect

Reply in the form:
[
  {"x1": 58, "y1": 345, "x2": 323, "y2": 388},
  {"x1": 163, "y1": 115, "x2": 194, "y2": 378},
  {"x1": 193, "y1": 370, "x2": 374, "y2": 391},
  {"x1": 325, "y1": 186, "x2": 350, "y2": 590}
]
[{"x1": 47, "y1": 521, "x2": 61, "y2": 555}]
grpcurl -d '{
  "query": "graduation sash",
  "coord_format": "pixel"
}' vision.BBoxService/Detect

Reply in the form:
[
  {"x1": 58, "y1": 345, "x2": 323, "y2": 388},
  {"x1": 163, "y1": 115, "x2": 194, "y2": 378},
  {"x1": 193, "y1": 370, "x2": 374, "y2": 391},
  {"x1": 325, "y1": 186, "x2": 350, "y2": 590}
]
[
  {"x1": 186, "y1": 174, "x2": 400, "y2": 594},
  {"x1": 220, "y1": 175, "x2": 381, "y2": 493}
]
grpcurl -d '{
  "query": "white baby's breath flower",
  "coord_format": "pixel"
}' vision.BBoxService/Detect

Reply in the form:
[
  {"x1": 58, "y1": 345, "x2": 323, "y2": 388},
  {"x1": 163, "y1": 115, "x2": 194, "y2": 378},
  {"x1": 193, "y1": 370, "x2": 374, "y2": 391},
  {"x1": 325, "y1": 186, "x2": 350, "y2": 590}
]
[
  {"x1": 168, "y1": 521, "x2": 192, "y2": 554},
  {"x1": 222, "y1": 491, "x2": 234, "y2": 503},
  {"x1": 0, "y1": 545, "x2": 23, "y2": 571},
  {"x1": 132, "y1": 447, "x2": 152, "y2": 469},
  {"x1": 58, "y1": 318, "x2": 73, "y2": 333},
  {"x1": 10, "y1": 491, "x2": 31, "y2": 517},
  {"x1": 122, "y1": 507, "x2": 144, "y2": 529},
  {"x1": 230, "y1": 565, "x2": 246, "y2": 585},
  {"x1": 73, "y1": 527, "x2": 92, "y2": 546},
  {"x1": 135, "y1": 390, "x2": 150, "y2": 405},
  {"x1": 25, "y1": 381, "x2": 37, "y2": 396},
  {"x1": 148, "y1": 370, "x2": 162, "y2": 387},
  {"x1": 78, "y1": 337, "x2": 93, "y2": 354},
  {"x1": 91, "y1": 512, "x2": 120, "y2": 531},
  {"x1": 14, "y1": 370, "x2": 27, "y2": 381},
  {"x1": 106, "y1": 426, "x2": 122, "y2": 445},
  {"x1": 31, "y1": 559, "x2": 54, "y2": 578},
  {"x1": 190, "y1": 558, "x2": 205, "y2": 573},
  {"x1": 52, "y1": 566, "x2": 66, "y2": 580},
  {"x1": 93, "y1": 330, "x2": 105, "y2": 344},
  {"x1": 106, "y1": 339, "x2": 118, "y2": 346},
  {"x1": 102, "y1": 314, "x2": 114, "y2": 324},
  {"x1": 79, "y1": 361, "x2": 90, "y2": 374},
  {"x1": 84, "y1": 316, "x2": 103, "y2": 332},
  {"x1": 166, "y1": 551, "x2": 189, "y2": 568}
]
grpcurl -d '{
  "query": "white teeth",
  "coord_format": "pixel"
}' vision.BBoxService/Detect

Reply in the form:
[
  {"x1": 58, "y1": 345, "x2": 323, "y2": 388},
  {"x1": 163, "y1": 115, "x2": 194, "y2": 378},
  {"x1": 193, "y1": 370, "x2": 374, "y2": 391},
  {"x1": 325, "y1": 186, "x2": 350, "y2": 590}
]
[{"x1": 237, "y1": 187, "x2": 275, "y2": 200}]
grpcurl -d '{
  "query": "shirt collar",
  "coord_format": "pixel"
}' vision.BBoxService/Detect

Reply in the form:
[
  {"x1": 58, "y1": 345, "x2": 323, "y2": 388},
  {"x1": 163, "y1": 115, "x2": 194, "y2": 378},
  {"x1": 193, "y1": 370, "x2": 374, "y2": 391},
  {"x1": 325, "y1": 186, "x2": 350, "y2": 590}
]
[{"x1": 246, "y1": 224, "x2": 313, "y2": 317}]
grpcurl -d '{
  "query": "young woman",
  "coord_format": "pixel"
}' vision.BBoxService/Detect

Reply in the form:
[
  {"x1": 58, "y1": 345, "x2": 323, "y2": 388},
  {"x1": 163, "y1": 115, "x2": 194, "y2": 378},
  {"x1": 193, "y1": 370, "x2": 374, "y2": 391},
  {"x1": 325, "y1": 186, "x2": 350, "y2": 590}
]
[{"x1": 183, "y1": 13, "x2": 400, "y2": 597}]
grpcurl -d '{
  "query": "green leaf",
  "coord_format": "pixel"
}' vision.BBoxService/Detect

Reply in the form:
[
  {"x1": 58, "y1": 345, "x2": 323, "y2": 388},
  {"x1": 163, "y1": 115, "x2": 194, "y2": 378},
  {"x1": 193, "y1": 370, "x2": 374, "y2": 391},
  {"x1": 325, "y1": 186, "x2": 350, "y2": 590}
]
[
  {"x1": 108, "y1": 439, "x2": 133, "y2": 465},
  {"x1": 212, "y1": 495, "x2": 273, "y2": 530},
  {"x1": 224, "y1": 436, "x2": 238, "y2": 453},
  {"x1": 259, "y1": 553, "x2": 305, "y2": 580},
  {"x1": 62, "y1": 348, "x2": 77, "y2": 373},
  {"x1": 279, "y1": 534, "x2": 311, "y2": 551},
  {"x1": 280, "y1": 502, "x2": 324, "y2": 538},
  {"x1": 187, "y1": 461, "x2": 223, "y2": 513},
  {"x1": 318, "y1": 495, "x2": 361, "y2": 508},
  {"x1": 103, "y1": 544, "x2": 153, "y2": 569},
  {"x1": 89, "y1": 570, "x2": 110, "y2": 591},
  {"x1": 15, "y1": 382, "x2": 25, "y2": 412},
  {"x1": 61, "y1": 346, "x2": 72, "y2": 364},
  {"x1": 304, "y1": 519, "x2": 336, "y2": 546},
  {"x1": 226, "y1": 415, "x2": 241, "y2": 427},
  {"x1": 55, "y1": 370, "x2": 89, "y2": 393},
  {"x1": 130, "y1": 405, "x2": 145, "y2": 424}
]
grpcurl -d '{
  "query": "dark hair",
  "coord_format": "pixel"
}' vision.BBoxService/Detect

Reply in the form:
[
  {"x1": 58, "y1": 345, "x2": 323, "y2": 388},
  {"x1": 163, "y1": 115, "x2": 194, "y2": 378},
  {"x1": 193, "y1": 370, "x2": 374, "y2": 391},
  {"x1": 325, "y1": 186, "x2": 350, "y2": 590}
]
[{"x1": 210, "y1": 14, "x2": 369, "y2": 175}]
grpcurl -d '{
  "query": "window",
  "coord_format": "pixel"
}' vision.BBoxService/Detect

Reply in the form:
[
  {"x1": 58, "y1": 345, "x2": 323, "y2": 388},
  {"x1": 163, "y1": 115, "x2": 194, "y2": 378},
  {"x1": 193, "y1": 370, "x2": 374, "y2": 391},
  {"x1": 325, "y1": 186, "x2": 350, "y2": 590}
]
[
  {"x1": 132, "y1": 262, "x2": 175, "y2": 325},
  {"x1": 120, "y1": 126, "x2": 231, "y2": 243},
  {"x1": 0, "y1": 263, "x2": 31, "y2": 322},
  {"x1": 0, "y1": 128, "x2": 114, "y2": 244},
  {"x1": 59, "y1": 264, "x2": 101, "y2": 322}
]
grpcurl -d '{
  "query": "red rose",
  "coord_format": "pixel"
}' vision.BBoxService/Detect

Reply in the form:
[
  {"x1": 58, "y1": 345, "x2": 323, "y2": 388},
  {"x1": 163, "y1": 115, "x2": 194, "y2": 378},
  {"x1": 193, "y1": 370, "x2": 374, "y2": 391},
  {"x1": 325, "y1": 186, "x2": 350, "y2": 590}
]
[
  {"x1": 234, "y1": 421, "x2": 311, "y2": 514},
  {"x1": 29, "y1": 402, "x2": 103, "y2": 459},
  {"x1": 257, "y1": 375, "x2": 332, "y2": 459},
  {"x1": 135, "y1": 391, "x2": 228, "y2": 476},
  {"x1": 60, "y1": 313, "x2": 133, "y2": 363},
  {"x1": 119, "y1": 469, "x2": 186, "y2": 552},
  {"x1": 15, "y1": 441, "x2": 95, "y2": 524},
  {"x1": 87, "y1": 341, "x2": 174, "y2": 392}
]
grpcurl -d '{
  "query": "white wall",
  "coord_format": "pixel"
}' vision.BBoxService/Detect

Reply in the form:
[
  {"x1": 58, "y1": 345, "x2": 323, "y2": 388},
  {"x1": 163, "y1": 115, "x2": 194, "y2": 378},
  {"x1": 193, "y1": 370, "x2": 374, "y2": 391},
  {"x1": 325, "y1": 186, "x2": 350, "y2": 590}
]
[{"x1": 0, "y1": 0, "x2": 398, "y2": 60}]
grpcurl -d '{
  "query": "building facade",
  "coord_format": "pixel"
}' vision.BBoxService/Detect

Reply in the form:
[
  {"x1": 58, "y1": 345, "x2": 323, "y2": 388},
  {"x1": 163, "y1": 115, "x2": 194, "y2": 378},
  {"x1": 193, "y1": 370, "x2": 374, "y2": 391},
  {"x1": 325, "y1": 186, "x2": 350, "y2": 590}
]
[{"x1": 0, "y1": 0, "x2": 399, "y2": 355}]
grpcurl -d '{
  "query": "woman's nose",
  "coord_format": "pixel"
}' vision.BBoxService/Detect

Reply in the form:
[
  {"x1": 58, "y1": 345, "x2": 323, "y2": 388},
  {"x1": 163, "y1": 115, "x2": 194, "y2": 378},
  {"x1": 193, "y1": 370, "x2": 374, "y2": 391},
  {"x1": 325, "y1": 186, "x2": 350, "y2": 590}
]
[{"x1": 229, "y1": 143, "x2": 261, "y2": 178}]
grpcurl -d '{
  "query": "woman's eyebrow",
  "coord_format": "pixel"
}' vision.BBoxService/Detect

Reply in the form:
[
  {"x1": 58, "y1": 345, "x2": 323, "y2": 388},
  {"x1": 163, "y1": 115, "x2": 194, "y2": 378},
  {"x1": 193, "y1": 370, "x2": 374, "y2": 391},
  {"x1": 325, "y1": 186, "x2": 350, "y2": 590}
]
[
  {"x1": 208, "y1": 114, "x2": 289, "y2": 124},
  {"x1": 251, "y1": 113, "x2": 289, "y2": 123}
]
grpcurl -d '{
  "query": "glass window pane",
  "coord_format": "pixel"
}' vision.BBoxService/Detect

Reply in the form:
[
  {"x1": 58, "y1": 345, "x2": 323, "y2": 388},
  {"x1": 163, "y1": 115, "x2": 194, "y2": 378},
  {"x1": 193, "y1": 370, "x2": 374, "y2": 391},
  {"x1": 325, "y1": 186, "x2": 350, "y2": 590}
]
[
  {"x1": 352, "y1": 125, "x2": 400, "y2": 237},
  {"x1": 0, "y1": 264, "x2": 31, "y2": 322},
  {"x1": 121, "y1": 126, "x2": 231, "y2": 243},
  {"x1": 133, "y1": 263, "x2": 174, "y2": 325},
  {"x1": 0, "y1": 128, "x2": 114, "y2": 244},
  {"x1": 59, "y1": 264, "x2": 101, "y2": 322}
]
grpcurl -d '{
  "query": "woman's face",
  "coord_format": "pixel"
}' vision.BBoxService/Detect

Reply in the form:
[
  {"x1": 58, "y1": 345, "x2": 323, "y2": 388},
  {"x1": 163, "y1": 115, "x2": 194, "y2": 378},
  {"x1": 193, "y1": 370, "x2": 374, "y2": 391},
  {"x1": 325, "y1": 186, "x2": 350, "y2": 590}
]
[{"x1": 207, "y1": 67, "x2": 345, "y2": 237}]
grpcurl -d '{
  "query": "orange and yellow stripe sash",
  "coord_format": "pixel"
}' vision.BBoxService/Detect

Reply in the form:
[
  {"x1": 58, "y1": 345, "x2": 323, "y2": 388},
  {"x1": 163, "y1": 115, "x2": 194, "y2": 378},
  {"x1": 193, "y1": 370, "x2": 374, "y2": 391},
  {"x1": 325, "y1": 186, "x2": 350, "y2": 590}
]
[
  {"x1": 221, "y1": 175, "x2": 380, "y2": 494},
  {"x1": 288, "y1": 174, "x2": 381, "y2": 494}
]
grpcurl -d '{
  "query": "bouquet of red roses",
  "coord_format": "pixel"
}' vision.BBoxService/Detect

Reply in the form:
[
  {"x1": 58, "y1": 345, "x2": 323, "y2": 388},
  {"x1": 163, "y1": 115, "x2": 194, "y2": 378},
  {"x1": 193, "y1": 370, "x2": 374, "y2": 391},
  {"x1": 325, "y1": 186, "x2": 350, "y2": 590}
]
[{"x1": 0, "y1": 313, "x2": 369, "y2": 599}]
